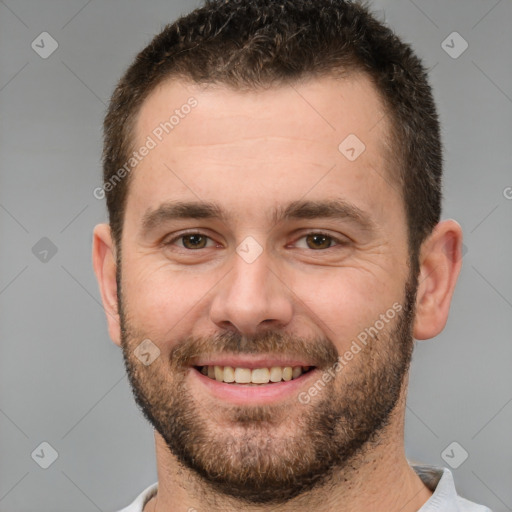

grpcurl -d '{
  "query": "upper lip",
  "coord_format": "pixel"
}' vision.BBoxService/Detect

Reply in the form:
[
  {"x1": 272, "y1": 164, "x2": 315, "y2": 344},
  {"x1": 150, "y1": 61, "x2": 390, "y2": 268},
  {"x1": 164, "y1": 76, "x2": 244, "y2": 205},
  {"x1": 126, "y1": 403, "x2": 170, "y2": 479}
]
[{"x1": 191, "y1": 355, "x2": 315, "y2": 369}]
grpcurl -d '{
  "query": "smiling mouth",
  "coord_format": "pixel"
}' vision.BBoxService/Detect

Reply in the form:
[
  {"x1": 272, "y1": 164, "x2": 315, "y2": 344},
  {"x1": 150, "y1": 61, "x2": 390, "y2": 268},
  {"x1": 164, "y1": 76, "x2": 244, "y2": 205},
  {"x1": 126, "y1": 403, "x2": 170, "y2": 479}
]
[{"x1": 194, "y1": 365, "x2": 315, "y2": 385}]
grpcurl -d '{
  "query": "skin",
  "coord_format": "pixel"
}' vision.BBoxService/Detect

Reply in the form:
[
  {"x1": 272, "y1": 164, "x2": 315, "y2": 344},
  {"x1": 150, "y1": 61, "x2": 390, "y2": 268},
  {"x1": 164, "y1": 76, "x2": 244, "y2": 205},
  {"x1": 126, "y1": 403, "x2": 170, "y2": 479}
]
[{"x1": 93, "y1": 74, "x2": 463, "y2": 512}]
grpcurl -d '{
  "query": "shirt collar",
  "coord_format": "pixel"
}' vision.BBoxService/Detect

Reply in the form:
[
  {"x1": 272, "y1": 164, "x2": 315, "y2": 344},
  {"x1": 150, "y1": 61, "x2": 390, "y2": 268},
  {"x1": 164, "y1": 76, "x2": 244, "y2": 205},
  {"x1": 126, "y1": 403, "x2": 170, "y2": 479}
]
[{"x1": 412, "y1": 464, "x2": 461, "y2": 511}]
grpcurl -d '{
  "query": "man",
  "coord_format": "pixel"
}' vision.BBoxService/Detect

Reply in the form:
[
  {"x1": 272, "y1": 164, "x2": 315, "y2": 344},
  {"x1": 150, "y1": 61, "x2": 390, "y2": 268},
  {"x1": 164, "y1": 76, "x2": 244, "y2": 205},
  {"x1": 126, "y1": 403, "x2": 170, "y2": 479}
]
[{"x1": 92, "y1": 1, "x2": 491, "y2": 511}]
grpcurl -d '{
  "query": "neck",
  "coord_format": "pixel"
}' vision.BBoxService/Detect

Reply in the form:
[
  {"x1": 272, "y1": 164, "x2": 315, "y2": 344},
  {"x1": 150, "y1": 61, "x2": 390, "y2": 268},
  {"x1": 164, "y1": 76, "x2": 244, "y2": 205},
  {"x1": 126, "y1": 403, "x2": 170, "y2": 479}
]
[{"x1": 145, "y1": 387, "x2": 433, "y2": 512}]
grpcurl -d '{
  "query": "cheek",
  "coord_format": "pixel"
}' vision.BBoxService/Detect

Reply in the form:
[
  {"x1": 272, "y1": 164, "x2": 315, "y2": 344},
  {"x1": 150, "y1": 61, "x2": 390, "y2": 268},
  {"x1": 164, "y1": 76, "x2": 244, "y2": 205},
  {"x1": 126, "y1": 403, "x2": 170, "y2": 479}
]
[
  {"x1": 121, "y1": 258, "x2": 212, "y2": 336},
  {"x1": 291, "y1": 269, "x2": 401, "y2": 345}
]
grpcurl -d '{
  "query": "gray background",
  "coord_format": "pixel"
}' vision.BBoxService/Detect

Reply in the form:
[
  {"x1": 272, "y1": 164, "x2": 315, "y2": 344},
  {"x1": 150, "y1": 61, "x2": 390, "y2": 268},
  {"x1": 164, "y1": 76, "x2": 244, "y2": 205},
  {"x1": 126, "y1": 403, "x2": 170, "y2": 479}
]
[{"x1": 0, "y1": 0, "x2": 511, "y2": 511}]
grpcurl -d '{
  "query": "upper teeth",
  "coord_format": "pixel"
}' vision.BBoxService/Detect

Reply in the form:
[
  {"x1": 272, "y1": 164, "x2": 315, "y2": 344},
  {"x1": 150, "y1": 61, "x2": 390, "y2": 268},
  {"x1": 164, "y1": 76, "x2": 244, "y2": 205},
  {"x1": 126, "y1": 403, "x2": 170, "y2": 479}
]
[{"x1": 200, "y1": 365, "x2": 311, "y2": 384}]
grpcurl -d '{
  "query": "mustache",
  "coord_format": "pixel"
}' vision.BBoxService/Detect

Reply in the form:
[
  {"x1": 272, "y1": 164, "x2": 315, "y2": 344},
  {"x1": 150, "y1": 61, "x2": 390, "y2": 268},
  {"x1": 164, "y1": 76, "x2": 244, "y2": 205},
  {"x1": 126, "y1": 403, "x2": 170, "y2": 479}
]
[{"x1": 169, "y1": 330, "x2": 339, "y2": 370}]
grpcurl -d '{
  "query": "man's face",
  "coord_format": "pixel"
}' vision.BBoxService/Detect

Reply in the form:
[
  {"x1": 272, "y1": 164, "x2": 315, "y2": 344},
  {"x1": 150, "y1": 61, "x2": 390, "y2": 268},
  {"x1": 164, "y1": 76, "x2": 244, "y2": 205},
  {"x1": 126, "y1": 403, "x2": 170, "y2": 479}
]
[{"x1": 117, "y1": 75, "x2": 417, "y2": 503}]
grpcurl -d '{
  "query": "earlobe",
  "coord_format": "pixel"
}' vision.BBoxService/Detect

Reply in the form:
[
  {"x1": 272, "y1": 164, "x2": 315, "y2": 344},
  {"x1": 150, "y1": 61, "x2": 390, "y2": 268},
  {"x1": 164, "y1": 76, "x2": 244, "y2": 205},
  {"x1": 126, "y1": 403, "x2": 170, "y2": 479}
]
[
  {"x1": 92, "y1": 223, "x2": 122, "y2": 346},
  {"x1": 413, "y1": 220, "x2": 463, "y2": 340}
]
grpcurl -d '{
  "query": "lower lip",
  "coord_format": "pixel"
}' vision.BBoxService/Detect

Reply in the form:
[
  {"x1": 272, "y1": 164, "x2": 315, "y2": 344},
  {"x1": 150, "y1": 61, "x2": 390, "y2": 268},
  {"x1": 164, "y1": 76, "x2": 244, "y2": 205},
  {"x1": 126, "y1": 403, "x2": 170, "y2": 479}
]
[{"x1": 189, "y1": 367, "x2": 319, "y2": 405}]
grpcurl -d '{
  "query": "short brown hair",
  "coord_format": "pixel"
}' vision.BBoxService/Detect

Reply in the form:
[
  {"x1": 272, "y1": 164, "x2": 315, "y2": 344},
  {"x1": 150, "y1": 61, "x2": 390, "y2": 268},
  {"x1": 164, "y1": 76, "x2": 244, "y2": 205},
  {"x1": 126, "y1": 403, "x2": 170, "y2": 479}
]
[{"x1": 103, "y1": 0, "x2": 442, "y2": 274}]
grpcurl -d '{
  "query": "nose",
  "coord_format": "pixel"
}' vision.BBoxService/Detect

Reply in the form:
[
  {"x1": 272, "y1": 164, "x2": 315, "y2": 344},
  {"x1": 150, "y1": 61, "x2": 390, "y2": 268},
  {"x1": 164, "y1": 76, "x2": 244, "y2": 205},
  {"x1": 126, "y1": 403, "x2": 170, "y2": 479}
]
[{"x1": 209, "y1": 248, "x2": 294, "y2": 336}]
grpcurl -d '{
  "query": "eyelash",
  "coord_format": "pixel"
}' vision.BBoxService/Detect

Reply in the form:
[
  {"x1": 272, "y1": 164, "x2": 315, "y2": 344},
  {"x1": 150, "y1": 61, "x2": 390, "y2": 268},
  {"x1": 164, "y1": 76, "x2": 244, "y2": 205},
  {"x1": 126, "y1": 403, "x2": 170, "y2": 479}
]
[{"x1": 163, "y1": 230, "x2": 349, "y2": 251}]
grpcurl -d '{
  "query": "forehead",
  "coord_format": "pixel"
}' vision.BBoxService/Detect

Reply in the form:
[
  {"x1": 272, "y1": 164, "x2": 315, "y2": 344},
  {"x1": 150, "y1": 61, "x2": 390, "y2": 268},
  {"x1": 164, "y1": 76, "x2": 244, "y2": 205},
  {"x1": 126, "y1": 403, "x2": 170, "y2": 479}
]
[
  {"x1": 135, "y1": 73, "x2": 389, "y2": 152},
  {"x1": 127, "y1": 74, "x2": 399, "y2": 228}
]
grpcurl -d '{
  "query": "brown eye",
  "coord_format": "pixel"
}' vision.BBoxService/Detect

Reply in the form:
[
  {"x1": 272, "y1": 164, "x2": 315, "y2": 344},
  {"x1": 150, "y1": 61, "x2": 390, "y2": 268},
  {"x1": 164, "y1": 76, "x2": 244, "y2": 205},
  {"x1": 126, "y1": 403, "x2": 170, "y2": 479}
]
[
  {"x1": 181, "y1": 234, "x2": 208, "y2": 249},
  {"x1": 305, "y1": 233, "x2": 335, "y2": 250}
]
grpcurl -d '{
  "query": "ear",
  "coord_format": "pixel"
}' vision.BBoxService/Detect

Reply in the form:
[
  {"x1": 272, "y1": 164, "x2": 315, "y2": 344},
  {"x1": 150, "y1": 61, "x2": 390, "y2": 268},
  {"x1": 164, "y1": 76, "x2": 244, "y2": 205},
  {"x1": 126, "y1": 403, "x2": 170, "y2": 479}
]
[
  {"x1": 92, "y1": 223, "x2": 121, "y2": 346},
  {"x1": 413, "y1": 219, "x2": 463, "y2": 340}
]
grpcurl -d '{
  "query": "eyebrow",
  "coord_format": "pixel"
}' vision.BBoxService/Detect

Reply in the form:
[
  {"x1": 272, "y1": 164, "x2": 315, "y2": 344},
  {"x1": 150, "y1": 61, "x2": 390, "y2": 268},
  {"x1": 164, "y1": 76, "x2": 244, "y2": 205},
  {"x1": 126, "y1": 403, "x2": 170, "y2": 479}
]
[{"x1": 140, "y1": 198, "x2": 377, "y2": 235}]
